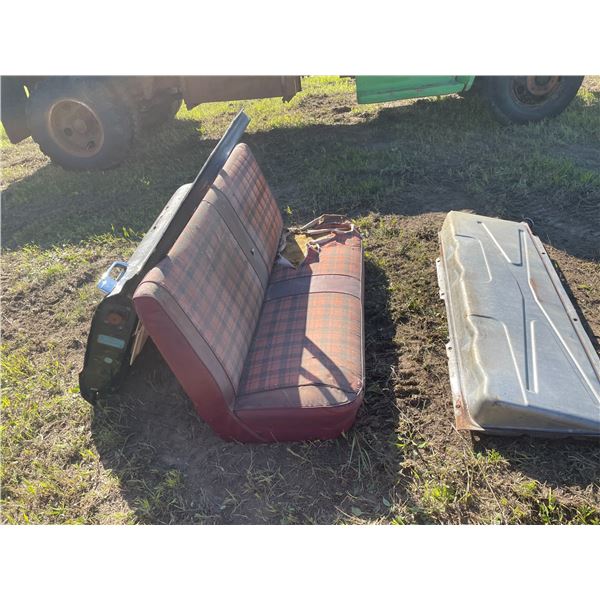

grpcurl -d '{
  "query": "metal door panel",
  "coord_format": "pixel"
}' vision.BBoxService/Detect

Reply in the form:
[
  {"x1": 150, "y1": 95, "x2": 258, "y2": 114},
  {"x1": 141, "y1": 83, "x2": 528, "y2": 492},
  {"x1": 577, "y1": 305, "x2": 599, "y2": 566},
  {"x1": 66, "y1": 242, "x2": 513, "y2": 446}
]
[{"x1": 437, "y1": 211, "x2": 600, "y2": 437}]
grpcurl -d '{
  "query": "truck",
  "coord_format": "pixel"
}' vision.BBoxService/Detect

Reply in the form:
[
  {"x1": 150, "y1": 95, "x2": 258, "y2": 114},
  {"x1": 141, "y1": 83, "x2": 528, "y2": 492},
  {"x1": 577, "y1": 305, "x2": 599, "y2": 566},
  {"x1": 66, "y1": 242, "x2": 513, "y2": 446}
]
[{"x1": 0, "y1": 75, "x2": 584, "y2": 171}]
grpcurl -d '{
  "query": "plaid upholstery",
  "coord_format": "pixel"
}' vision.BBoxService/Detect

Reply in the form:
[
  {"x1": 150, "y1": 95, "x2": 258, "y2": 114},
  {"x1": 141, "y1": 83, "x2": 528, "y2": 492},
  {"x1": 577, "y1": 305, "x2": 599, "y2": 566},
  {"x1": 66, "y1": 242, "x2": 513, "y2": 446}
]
[
  {"x1": 142, "y1": 202, "x2": 264, "y2": 391},
  {"x1": 238, "y1": 292, "x2": 363, "y2": 403},
  {"x1": 134, "y1": 142, "x2": 364, "y2": 441},
  {"x1": 270, "y1": 231, "x2": 362, "y2": 283},
  {"x1": 214, "y1": 144, "x2": 283, "y2": 269}
]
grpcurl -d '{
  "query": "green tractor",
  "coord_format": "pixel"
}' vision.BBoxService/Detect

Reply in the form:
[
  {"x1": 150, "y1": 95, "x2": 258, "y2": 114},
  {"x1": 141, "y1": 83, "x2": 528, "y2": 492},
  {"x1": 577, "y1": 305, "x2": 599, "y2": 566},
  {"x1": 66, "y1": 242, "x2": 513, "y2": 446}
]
[
  {"x1": 354, "y1": 75, "x2": 584, "y2": 124},
  {"x1": 0, "y1": 75, "x2": 584, "y2": 171}
]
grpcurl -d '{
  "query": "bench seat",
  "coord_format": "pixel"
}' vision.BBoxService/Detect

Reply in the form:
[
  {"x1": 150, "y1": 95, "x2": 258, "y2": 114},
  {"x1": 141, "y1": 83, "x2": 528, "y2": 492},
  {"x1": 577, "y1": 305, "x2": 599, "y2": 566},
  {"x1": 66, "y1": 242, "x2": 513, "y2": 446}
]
[{"x1": 133, "y1": 143, "x2": 365, "y2": 442}]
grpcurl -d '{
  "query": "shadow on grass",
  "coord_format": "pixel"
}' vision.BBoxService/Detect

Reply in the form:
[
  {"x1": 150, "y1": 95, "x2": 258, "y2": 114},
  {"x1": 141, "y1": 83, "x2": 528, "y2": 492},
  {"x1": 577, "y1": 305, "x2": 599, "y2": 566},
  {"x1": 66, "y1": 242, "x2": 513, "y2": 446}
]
[
  {"x1": 1, "y1": 118, "x2": 217, "y2": 250},
  {"x1": 90, "y1": 256, "x2": 403, "y2": 524},
  {"x1": 472, "y1": 434, "x2": 600, "y2": 490},
  {"x1": 3, "y1": 93, "x2": 599, "y2": 260}
]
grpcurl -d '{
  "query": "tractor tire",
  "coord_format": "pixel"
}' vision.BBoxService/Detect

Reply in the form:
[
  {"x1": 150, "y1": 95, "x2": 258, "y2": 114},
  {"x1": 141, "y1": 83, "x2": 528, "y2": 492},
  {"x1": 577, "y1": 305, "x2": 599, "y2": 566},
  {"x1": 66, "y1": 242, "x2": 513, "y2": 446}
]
[
  {"x1": 26, "y1": 77, "x2": 137, "y2": 170},
  {"x1": 482, "y1": 76, "x2": 584, "y2": 125}
]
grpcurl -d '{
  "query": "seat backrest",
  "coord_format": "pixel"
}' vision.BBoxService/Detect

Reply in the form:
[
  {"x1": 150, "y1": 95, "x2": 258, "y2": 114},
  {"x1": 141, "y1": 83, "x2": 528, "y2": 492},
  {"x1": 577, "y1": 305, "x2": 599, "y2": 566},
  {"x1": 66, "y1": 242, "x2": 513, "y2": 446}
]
[
  {"x1": 212, "y1": 143, "x2": 282, "y2": 271},
  {"x1": 133, "y1": 144, "x2": 282, "y2": 432}
]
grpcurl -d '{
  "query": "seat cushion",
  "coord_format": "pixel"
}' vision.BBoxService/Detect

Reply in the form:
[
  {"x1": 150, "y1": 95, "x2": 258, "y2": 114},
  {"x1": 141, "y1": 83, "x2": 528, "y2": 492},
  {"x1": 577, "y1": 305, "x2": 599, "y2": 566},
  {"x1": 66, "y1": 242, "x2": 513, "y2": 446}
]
[
  {"x1": 238, "y1": 293, "x2": 363, "y2": 402},
  {"x1": 270, "y1": 228, "x2": 362, "y2": 283},
  {"x1": 235, "y1": 229, "x2": 365, "y2": 441}
]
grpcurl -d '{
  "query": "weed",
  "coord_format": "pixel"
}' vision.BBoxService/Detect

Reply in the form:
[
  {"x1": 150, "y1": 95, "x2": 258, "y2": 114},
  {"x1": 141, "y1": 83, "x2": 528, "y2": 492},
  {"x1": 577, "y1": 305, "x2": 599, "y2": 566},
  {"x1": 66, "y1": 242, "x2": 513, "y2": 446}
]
[{"x1": 422, "y1": 481, "x2": 456, "y2": 514}]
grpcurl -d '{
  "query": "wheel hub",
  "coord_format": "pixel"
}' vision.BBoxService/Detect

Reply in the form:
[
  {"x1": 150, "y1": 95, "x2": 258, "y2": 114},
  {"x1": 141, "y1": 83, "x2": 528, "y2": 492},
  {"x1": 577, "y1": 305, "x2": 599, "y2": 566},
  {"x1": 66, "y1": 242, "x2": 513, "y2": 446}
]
[
  {"x1": 526, "y1": 76, "x2": 560, "y2": 96},
  {"x1": 510, "y1": 76, "x2": 562, "y2": 106},
  {"x1": 48, "y1": 99, "x2": 104, "y2": 157}
]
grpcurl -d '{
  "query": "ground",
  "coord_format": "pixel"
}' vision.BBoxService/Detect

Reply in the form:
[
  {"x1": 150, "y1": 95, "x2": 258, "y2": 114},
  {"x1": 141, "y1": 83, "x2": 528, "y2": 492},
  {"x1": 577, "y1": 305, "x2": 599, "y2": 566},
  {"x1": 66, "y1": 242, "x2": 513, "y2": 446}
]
[{"x1": 1, "y1": 76, "x2": 599, "y2": 524}]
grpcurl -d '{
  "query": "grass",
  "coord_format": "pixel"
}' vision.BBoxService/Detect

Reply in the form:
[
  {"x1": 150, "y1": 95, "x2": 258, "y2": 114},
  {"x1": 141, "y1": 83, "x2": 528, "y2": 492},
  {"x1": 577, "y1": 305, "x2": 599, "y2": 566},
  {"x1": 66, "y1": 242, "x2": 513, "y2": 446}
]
[{"x1": 1, "y1": 76, "x2": 599, "y2": 524}]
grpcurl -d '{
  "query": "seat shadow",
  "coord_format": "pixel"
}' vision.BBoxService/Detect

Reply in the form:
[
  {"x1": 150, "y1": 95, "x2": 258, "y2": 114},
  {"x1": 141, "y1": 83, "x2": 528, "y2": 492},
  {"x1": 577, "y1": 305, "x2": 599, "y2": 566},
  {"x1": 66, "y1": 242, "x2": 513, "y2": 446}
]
[{"x1": 90, "y1": 255, "x2": 403, "y2": 524}]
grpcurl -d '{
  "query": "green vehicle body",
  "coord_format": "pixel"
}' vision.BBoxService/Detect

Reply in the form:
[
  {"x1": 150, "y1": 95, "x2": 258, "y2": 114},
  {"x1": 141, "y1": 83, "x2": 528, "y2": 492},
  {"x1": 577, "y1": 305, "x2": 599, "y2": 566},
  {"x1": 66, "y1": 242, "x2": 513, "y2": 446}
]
[{"x1": 355, "y1": 76, "x2": 476, "y2": 104}]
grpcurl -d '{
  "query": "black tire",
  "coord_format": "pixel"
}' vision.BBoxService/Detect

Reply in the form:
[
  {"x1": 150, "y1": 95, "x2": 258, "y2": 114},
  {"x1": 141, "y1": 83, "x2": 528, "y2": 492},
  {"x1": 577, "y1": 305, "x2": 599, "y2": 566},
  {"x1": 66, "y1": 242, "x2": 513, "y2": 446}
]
[
  {"x1": 482, "y1": 76, "x2": 584, "y2": 125},
  {"x1": 26, "y1": 77, "x2": 137, "y2": 170},
  {"x1": 138, "y1": 95, "x2": 182, "y2": 131}
]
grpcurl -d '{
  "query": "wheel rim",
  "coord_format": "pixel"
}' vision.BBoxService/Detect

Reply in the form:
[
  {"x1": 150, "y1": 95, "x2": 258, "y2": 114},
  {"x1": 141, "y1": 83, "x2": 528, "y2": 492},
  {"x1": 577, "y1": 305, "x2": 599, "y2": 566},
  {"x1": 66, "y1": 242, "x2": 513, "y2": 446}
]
[
  {"x1": 47, "y1": 99, "x2": 105, "y2": 157},
  {"x1": 510, "y1": 76, "x2": 562, "y2": 106}
]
